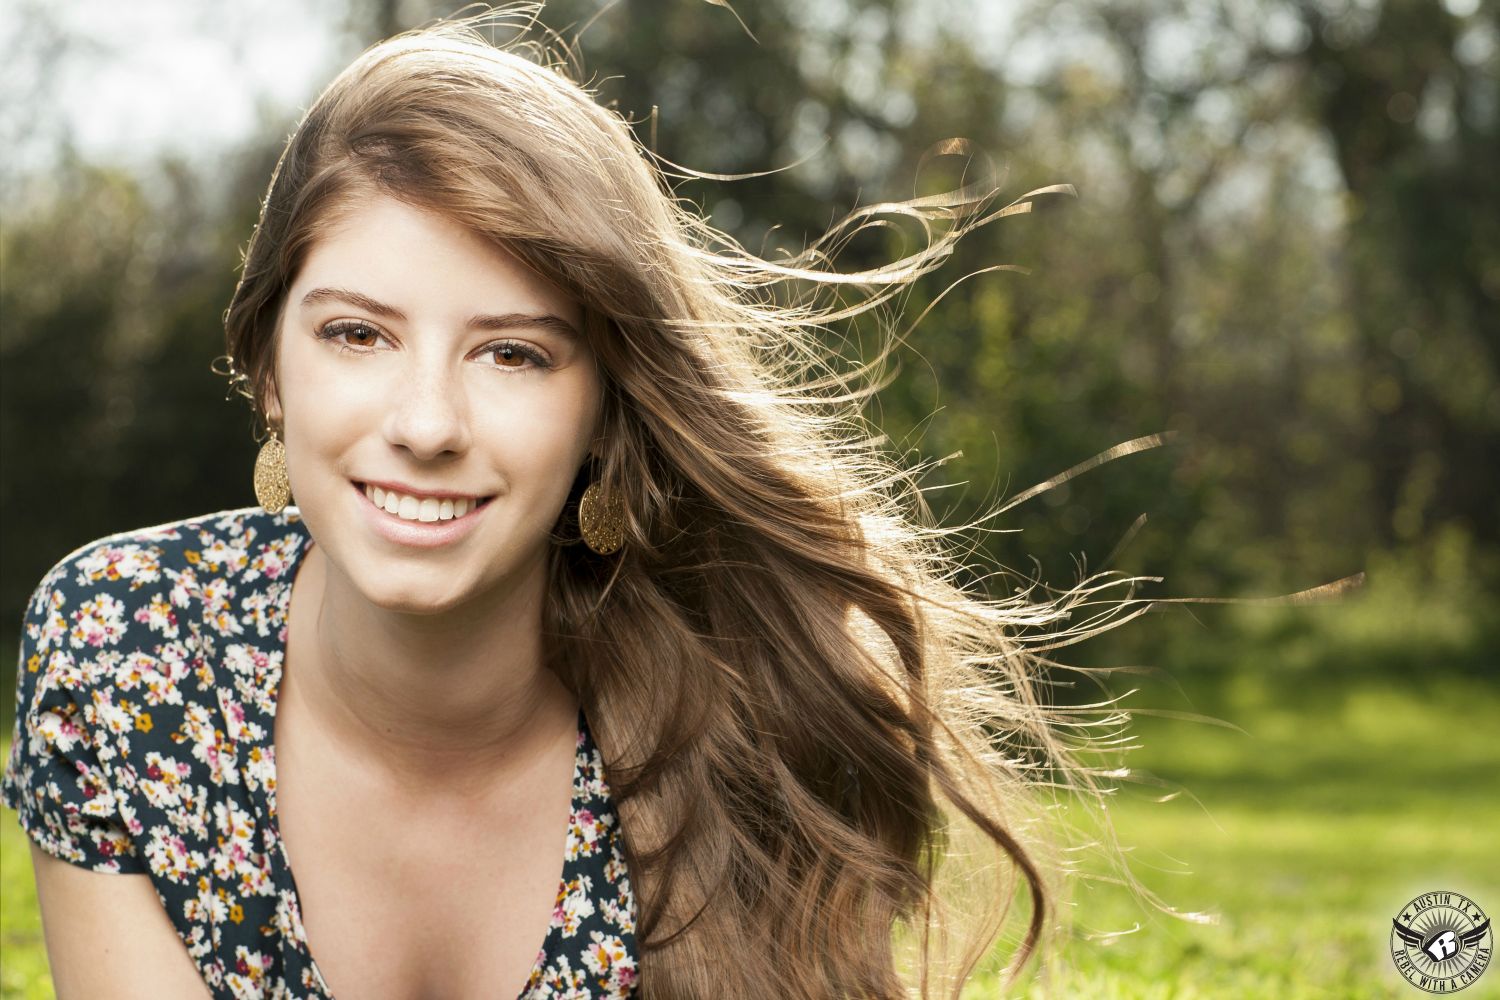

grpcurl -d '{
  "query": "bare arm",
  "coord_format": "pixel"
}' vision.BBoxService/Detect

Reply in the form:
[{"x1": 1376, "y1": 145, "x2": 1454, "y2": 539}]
[{"x1": 29, "y1": 842, "x2": 214, "y2": 1000}]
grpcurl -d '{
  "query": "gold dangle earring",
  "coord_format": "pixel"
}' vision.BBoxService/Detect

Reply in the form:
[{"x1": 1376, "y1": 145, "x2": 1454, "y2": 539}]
[
  {"x1": 578, "y1": 479, "x2": 625, "y2": 555},
  {"x1": 253, "y1": 427, "x2": 293, "y2": 514}
]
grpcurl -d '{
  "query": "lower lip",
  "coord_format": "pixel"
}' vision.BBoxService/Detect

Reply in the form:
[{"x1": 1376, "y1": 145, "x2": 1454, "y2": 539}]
[{"x1": 352, "y1": 482, "x2": 495, "y2": 549}]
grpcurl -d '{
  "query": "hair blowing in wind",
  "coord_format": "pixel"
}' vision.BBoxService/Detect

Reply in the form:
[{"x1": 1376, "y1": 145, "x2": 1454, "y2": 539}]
[{"x1": 212, "y1": 3, "x2": 1333, "y2": 996}]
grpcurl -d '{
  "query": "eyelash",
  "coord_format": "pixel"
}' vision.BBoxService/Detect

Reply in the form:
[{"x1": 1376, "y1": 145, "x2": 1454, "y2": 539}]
[{"x1": 315, "y1": 321, "x2": 553, "y2": 371}]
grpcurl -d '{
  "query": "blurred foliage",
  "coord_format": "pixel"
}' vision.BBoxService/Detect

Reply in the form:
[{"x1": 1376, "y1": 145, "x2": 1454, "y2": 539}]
[{"x1": 2, "y1": 0, "x2": 1496, "y2": 695}]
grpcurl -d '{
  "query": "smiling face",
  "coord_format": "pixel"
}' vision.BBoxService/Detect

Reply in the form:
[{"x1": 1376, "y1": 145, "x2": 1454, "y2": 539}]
[{"x1": 265, "y1": 191, "x2": 602, "y2": 615}]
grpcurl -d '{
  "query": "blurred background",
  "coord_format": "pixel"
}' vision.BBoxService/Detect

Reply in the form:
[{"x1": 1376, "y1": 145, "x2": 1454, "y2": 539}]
[{"x1": 2, "y1": 0, "x2": 1496, "y2": 996}]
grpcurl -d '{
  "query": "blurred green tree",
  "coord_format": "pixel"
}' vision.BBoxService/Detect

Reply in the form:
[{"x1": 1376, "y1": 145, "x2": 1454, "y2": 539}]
[{"x1": 3, "y1": 0, "x2": 1495, "y2": 697}]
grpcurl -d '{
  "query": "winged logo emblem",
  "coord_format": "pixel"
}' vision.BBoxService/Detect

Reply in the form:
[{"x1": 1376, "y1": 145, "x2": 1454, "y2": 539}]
[{"x1": 1393, "y1": 916, "x2": 1492, "y2": 964}]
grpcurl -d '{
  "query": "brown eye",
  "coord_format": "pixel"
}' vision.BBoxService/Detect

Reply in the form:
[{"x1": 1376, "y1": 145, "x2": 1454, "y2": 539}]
[
  {"x1": 317, "y1": 321, "x2": 385, "y2": 352},
  {"x1": 486, "y1": 341, "x2": 551, "y2": 371},
  {"x1": 494, "y1": 344, "x2": 526, "y2": 368}
]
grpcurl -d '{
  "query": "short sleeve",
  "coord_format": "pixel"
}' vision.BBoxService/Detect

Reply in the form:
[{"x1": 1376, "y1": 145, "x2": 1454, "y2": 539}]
[{"x1": 1, "y1": 559, "x2": 147, "y2": 874}]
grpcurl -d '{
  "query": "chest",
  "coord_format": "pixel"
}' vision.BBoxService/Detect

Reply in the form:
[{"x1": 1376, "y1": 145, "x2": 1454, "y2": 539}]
[{"x1": 273, "y1": 731, "x2": 575, "y2": 999}]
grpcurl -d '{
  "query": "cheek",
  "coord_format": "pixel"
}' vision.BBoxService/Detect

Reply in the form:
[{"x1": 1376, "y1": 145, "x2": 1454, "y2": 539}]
[
  {"x1": 281, "y1": 341, "x2": 380, "y2": 426},
  {"x1": 477, "y1": 398, "x2": 581, "y2": 465},
  {"x1": 475, "y1": 384, "x2": 596, "y2": 481},
  {"x1": 275, "y1": 341, "x2": 365, "y2": 475}
]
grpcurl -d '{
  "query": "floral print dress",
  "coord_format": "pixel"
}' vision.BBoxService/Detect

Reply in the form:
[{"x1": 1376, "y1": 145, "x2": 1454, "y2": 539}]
[{"x1": 1, "y1": 506, "x2": 637, "y2": 999}]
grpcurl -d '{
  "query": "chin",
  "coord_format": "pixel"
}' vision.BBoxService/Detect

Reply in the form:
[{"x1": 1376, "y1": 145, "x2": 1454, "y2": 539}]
[{"x1": 370, "y1": 586, "x2": 469, "y2": 617}]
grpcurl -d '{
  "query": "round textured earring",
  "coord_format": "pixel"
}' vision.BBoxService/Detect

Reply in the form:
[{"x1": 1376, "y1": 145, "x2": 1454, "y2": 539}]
[
  {"x1": 578, "y1": 479, "x2": 625, "y2": 555},
  {"x1": 253, "y1": 428, "x2": 292, "y2": 515}
]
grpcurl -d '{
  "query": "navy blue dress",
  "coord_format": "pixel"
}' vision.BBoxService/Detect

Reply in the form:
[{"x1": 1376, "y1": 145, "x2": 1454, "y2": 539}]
[{"x1": 2, "y1": 506, "x2": 637, "y2": 998}]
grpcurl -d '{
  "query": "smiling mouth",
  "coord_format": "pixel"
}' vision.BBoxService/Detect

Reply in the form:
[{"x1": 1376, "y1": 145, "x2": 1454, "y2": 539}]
[{"x1": 354, "y1": 481, "x2": 495, "y2": 523}]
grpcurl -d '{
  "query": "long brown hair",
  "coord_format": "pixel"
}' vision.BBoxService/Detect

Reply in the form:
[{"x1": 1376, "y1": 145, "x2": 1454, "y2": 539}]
[{"x1": 219, "y1": 4, "x2": 1184, "y2": 996}]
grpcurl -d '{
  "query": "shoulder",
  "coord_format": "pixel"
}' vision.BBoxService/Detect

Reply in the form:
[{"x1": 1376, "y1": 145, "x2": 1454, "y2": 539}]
[
  {"x1": 7, "y1": 505, "x2": 314, "y2": 740},
  {"x1": 7, "y1": 504, "x2": 313, "y2": 715},
  {"x1": 1, "y1": 506, "x2": 310, "y2": 873},
  {"x1": 16, "y1": 507, "x2": 312, "y2": 645},
  {"x1": 7, "y1": 504, "x2": 311, "y2": 683},
  {"x1": 25, "y1": 506, "x2": 310, "y2": 607}
]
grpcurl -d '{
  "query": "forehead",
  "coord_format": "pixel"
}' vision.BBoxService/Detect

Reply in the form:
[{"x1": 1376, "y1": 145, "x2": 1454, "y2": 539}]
[{"x1": 294, "y1": 192, "x2": 582, "y2": 326}]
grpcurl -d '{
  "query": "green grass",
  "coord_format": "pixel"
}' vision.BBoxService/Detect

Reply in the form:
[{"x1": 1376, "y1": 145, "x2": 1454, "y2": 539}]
[
  {"x1": 1, "y1": 787, "x2": 50, "y2": 999},
  {"x1": 3, "y1": 677, "x2": 1498, "y2": 998},
  {"x1": 964, "y1": 676, "x2": 1500, "y2": 998}
]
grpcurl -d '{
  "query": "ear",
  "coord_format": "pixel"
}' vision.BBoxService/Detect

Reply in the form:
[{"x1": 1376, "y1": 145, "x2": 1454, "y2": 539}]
[
  {"x1": 263, "y1": 380, "x2": 284, "y2": 432},
  {"x1": 583, "y1": 416, "x2": 602, "y2": 465}
]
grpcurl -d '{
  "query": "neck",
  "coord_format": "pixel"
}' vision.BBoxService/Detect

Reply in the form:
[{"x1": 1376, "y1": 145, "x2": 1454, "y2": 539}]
[{"x1": 282, "y1": 542, "x2": 577, "y2": 798}]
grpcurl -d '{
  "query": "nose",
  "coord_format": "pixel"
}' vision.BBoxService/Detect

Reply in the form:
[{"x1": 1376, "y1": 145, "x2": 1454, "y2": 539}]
[{"x1": 380, "y1": 348, "x2": 472, "y2": 460}]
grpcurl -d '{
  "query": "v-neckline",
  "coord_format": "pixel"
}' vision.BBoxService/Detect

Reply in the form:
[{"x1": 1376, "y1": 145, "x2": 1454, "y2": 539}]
[{"x1": 255, "y1": 511, "x2": 581, "y2": 999}]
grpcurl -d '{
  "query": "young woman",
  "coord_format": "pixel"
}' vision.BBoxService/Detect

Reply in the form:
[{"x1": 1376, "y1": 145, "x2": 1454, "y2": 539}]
[{"x1": 4, "y1": 5, "x2": 1155, "y2": 998}]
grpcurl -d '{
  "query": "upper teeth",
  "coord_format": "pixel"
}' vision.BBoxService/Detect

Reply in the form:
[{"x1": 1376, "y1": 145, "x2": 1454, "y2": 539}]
[{"x1": 364, "y1": 484, "x2": 480, "y2": 522}]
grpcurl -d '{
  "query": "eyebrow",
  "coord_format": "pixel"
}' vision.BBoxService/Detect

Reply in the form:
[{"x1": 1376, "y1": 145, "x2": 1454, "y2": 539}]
[{"x1": 300, "y1": 286, "x2": 580, "y2": 339}]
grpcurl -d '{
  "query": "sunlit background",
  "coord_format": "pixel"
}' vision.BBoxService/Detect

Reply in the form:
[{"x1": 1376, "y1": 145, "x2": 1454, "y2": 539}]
[{"x1": 2, "y1": 1, "x2": 1497, "y2": 996}]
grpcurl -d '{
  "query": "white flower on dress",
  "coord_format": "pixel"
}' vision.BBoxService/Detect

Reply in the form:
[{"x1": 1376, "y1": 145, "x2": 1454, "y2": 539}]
[
  {"x1": 74, "y1": 544, "x2": 163, "y2": 589},
  {"x1": 144, "y1": 823, "x2": 207, "y2": 884},
  {"x1": 133, "y1": 593, "x2": 182, "y2": 638},
  {"x1": 554, "y1": 875, "x2": 597, "y2": 936},
  {"x1": 71, "y1": 593, "x2": 128, "y2": 648}
]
